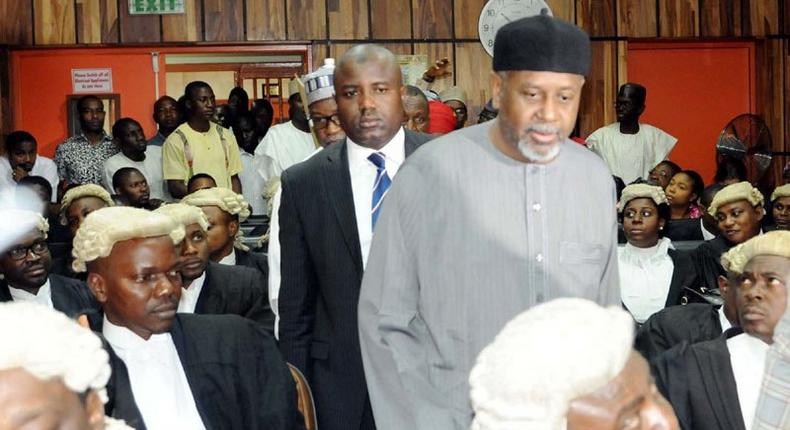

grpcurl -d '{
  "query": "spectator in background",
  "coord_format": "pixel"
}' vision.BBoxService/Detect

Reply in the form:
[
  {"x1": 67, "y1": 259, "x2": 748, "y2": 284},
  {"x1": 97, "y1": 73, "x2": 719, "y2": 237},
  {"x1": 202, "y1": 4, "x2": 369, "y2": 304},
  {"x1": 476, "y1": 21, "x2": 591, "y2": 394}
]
[
  {"x1": 699, "y1": 182, "x2": 725, "y2": 240},
  {"x1": 186, "y1": 173, "x2": 216, "y2": 194},
  {"x1": 54, "y1": 95, "x2": 118, "y2": 186},
  {"x1": 112, "y1": 167, "x2": 163, "y2": 210},
  {"x1": 162, "y1": 81, "x2": 243, "y2": 198},
  {"x1": 665, "y1": 170, "x2": 705, "y2": 220},
  {"x1": 213, "y1": 104, "x2": 234, "y2": 129},
  {"x1": 148, "y1": 95, "x2": 181, "y2": 147},
  {"x1": 103, "y1": 118, "x2": 169, "y2": 202},
  {"x1": 649, "y1": 160, "x2": 681, "y2": 189},
  {"x1": 0, "y1": 131, "x2": 59, "y2": 202},
  {"x1": 714, "y1": 157, "x2": 747, "y2": 185},
  {"x1": 587, "y1": 83, "x2": 677, "y2": 184},
  {"x1": 228, "y1": 87, "x2": 250, "y2": 117},
  {"x1": 401, "y1": 85, "x2": 430, "y2": 133},
  {"x1": 16, "y1": 176, "x2": 71, "y2": 243},
  {"x1": 439, "y1": 86, "x2": 468, "y2": 129},
  {"x1": 58, "y1": 184, "x2": 114, "y2": 238},
  {"x1": 252, "y1": 98, "x2": 275, "y2": 139},
  {"x1": 770, "y1": 184, "x2": 790, "y2": 230},
  {"x1": 426, "y1": 100, "x2": 456, "y2": 135},
  {"x1": 234, "y1": 112, "x2": 266, "y2": 215},
  {"x1": 477, "y1": 99, "x2": 498, "y2": 124}
]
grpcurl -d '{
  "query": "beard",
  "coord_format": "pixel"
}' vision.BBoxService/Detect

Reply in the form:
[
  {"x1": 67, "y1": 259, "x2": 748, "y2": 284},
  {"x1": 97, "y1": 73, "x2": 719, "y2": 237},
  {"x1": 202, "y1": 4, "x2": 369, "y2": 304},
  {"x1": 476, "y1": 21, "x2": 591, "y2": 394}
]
[{"x1": 501, "y1": 120, "x2": 563, "y2": 163}]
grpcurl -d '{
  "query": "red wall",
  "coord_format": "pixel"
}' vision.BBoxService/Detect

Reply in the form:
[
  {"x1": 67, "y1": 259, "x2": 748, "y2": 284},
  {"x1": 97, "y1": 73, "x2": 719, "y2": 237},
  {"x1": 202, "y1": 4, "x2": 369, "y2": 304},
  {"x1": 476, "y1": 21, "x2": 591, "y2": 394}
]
[
  {"x1": 627, "y1": 42, "x2": 756, "y2": 183},
  {"x1": 10, "y1": 47, "x2": 166, "y2": 157}
]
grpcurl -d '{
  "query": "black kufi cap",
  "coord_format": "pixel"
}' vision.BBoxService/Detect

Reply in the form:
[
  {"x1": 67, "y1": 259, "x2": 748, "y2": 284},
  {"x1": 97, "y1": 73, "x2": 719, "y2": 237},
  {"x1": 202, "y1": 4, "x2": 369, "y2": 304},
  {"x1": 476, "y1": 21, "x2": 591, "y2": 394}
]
[{"x1": 493, "y1": 14, "x2": 590, "y2": 76}]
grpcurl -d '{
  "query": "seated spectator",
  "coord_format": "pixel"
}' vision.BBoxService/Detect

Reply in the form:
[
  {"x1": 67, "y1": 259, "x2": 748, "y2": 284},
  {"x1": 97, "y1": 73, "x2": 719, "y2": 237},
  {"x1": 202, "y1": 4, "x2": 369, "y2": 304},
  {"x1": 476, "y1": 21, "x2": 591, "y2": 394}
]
[
  {"x1": 425, "y1": 100, "x2": 456, "y2": 135},
  {"x1": 654, "y1": 231, "x2": 789, "y2": 430},
  {"x1": 147, "y1": 96, "x2": 181, "y2": 147},
  {"x1": 617, "y1": 184, "x2": 698, "y2": 323},
  {"x1": 648, "y1": 160, "x2": 681, "y2": 189},
  {"x1": 770, "y1": 183, "x2": 790, "y2": 230},
  {"x1": 54, "y1": 95, "x2": 119, "y2": 186},
  {"x1": 665, "y1": 170, "x2": 704, "y2": 219},
  {"x1": 154, "y1": 203, "x2": 274, "y2": 334},
  {"x1": 477, "y1": 99, "x2": 498, "y2": 124},
  {"x1": 112, "y1": 167, "x2": 163, "y2": 210},
  {"x1": 186, "y1": 172, "x2": 216, "y2": 194},
  {"x1": 0, "y1": 209, "x2": 96, "y2": 317},
  {"x1": 59, "y1": 184, "x2": 114, "y2": 238},
  {"x1": 180, "y1": 187, "x2": 266, "y2": 274},
  {"x1": 213, "y1": 103, "x2": 234, "y2": 129},
  {"x1": 699, "y1": 182, "x2": 724, "y2": 240},
  {"x1": 469, "y1": 298, "x2": 678, "y2": 429},
  {"x1": 439, "y1": 86, "x2": 468, "y2": 129},
  {"x1": 714, "y1": 157, "x2": 747, "y2": 185},
  {"x1": 16, "y1": 176, "x2": 71, "y2": 243},
  {"x1": 234, "y1": 112, "x2": 266, "y2": 215},
  {"x1": 72, "y1": 206, "x2": 301, "y2": 428},
  {"x1": 103, "y1": 118, "x2": 169, "y2": 202},
  {"x1": 251, "y1": 98, "x2": 275, "y2": 139},
  {"x1": 0, "y1": 131, "x2": 59, "y2": 202},
  {"x1": 692, "y1": 181, "x2": 764, "y2": 300},
  {"x1": 0, "y1": 302, "x2": 133, "y2": 430},
  {"x1": 402, "y1": 85, "x2": 430, "y2": 133}
]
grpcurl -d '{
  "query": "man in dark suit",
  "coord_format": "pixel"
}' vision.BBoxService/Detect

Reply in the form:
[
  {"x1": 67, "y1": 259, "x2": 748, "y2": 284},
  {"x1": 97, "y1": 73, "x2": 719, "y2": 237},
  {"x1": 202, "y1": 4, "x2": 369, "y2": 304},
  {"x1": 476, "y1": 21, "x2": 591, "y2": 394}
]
[
  {"x1": 0, "y1": 209, "x2": 97, "y2": 318},
  {"x1": 155, "y1": 203, "x2": 274, "y2": 335},
  {"x1": 278, "y1": 44, "x2": 432, "y2": 430},
  {"x1": 71, "y1": 206, "x2": 302, "y2": 429}
]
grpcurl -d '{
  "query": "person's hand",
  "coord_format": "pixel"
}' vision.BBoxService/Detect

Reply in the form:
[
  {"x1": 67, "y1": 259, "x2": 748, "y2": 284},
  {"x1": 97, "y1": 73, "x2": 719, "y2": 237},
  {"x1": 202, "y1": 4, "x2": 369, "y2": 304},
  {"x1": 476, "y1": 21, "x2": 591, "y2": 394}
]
[
  {"x1": 423, "y1": 58, "x2": 452, "y2": 82},
  {"x1": 12, "y1": 165, "x2": 29, "y2": 182}
]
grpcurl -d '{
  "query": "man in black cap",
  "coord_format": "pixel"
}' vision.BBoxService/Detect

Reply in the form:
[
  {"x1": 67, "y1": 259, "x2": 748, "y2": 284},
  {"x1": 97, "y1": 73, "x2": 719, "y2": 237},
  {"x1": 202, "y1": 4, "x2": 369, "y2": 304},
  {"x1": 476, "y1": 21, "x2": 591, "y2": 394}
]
[{"x1": 358, "y1": 14, "x2": 620, "y2": 429}]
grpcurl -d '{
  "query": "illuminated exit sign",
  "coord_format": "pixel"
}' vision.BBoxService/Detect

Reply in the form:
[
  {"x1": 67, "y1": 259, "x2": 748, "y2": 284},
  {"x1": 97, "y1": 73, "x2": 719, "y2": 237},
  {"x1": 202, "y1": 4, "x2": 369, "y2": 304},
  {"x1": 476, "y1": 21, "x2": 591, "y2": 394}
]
[{"x1": 129, "y1": 0, "x2": 185, "y2": 15}]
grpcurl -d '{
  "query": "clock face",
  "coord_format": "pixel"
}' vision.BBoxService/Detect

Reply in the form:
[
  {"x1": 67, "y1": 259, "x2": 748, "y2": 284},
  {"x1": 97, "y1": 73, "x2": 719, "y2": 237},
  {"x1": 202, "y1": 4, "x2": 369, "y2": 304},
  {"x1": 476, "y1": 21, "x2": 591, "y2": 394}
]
[{"x1": 478, "y1": 0, "x2": 553, "y2": 57}]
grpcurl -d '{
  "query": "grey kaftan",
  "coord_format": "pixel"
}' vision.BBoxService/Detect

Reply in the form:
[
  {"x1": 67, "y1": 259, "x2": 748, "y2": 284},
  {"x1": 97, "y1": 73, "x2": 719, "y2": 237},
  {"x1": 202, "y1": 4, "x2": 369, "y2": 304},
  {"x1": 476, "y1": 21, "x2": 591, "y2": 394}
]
[{"x1": 358, "y1": 121, "x2": 621, "y2": 430}]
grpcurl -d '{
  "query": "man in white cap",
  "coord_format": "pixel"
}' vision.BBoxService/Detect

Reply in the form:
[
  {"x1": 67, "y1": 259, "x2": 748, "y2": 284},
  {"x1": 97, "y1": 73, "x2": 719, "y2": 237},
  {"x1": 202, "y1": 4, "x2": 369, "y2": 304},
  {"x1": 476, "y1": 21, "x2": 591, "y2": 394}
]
[
  {"x1": 469, "y1": 298, "x2": 679, "y2": 430},
  {"x1": 439, "y1": 86, "x2": 468, "y2": 129},
  {"x1": 358, "y1": 15, "x2": 619, "y2": 429},
  {"x1": 254, "y1": 79, "x2": 316, "y2": 193},
  {"x1": 0, "y1": 301, "x2": 132, "y2": 430},
  {"x1": 74, "y1": 206, "x2": 302, "y2": 429},
  {"x1": 655, "y1": 231, "x2": 790, "y2": 430}
]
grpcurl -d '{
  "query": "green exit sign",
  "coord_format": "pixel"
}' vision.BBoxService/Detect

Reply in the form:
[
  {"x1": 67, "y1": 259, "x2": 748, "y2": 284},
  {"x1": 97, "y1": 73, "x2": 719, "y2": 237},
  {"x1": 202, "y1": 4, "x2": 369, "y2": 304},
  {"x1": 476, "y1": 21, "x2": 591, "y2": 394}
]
[{"x1": 129, "y1": 0, "x2": 185, "y2": 15}]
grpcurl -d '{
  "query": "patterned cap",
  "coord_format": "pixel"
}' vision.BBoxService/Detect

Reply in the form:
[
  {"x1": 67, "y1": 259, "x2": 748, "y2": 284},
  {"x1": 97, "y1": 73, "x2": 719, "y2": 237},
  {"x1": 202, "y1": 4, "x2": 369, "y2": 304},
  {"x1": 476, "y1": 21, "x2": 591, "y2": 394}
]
[{"x1": 304, "y1": 58, "x2": 336, "y2": 105}]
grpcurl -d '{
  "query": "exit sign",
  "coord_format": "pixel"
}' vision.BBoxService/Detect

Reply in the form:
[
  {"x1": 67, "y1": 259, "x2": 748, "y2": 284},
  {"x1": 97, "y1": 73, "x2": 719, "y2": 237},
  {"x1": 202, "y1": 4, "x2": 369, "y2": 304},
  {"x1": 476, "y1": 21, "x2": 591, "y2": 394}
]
[{"x1": 129, "y1": 0, "x2": 185, "y2": 15}]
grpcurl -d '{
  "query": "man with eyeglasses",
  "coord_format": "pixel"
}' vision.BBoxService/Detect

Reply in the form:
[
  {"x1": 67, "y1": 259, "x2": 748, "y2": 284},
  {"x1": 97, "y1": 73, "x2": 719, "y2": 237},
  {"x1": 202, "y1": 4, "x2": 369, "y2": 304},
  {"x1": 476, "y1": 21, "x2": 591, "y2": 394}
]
[
  {"x1": 0, "y1": 209, "x2": 97, "y2": 318},
  {"x1": 586, "y1": 83, "x2": 677, "y2": 184}
]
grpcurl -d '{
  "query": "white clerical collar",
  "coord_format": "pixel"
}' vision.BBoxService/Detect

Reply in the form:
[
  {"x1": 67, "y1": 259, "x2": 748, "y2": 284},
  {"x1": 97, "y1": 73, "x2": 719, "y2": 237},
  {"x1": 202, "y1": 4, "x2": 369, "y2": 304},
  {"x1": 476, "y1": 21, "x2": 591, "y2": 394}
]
[
  {"x1": 103, "y1": 315, "x2": 173, "y2": 350},
  {"x1": 347, "y1": 127, "x2": 406, "y2": 173},
  {"x1": 8, "y1": 278, "x2": 52, "y2": 308},
  {"x1": 178, "y1": 271, "x2": 206, "y2": 314},
  {"x1": 718, "y1": 306, "x2": 732, "y2": 332},
  {"x1": 727, "y1": 332, "x2": 770, "y2": 428},
  {"x1": 622, "y1": 237, "x2": 674, "y2": 265},
  {"x1": 218, "y1": 249, "x2": 236, "y2": 266}
]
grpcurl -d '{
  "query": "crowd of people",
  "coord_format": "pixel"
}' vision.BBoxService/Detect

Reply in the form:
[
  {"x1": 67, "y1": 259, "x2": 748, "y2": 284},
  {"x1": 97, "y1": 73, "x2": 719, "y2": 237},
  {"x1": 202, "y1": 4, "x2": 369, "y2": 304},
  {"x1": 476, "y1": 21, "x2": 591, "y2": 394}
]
[{"x1": 0, "y1": 13, "x2": 788, "y2": 430}]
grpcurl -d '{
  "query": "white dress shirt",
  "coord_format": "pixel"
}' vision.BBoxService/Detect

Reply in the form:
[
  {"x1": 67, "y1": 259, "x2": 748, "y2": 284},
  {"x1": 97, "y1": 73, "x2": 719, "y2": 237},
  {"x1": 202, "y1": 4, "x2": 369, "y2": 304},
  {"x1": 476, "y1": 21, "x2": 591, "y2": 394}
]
[
  {"x1": 239, "y1": 152, "x2": 266, "y2": 215},
  {"x1": 102, "y1": 147, "x2": 170, "y2": 201},
  {"x1": 0, "y1": 156, "x2": 59, "y2": 202},
  {"x1": 8, "y1": 279, "x2": 53, "y2": 308},
  {"x1": 103, "y1": 317, "x2": 205, "y2": 430},
  {"x1": 346, "y1": 127, "x2": 406, "y2": 268},
  {"x1": 178, "y1": 272, "x2": 206, "y2": 314},
  {"x1": 719, "y1": 305, "x2": 732, "y2": 332},
  {"x1": 218, "y1": 249, "x2": 237, "y2": 266},
  {"x1": 728, "y1": 333, "x2": 769, "y2": 429},
  {"x1": 618, "y1": 237, "x2": 675, "y2": 323}
]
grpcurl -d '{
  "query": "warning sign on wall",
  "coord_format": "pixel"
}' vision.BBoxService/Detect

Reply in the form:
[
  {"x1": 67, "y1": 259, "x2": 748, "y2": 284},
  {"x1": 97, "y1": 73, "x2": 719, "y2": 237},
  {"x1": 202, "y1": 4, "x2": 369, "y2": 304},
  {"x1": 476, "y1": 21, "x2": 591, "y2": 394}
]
[{"x1": 71, "y1": 68, "x2": 113, "y2": 93}]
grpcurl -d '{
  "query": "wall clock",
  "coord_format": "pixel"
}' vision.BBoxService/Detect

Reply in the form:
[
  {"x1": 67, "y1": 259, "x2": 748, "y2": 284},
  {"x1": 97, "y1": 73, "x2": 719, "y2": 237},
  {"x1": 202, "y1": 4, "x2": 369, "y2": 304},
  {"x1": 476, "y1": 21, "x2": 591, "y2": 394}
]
[{"x1": 478, "y1": 0, "x2": 553, "y2": 57}]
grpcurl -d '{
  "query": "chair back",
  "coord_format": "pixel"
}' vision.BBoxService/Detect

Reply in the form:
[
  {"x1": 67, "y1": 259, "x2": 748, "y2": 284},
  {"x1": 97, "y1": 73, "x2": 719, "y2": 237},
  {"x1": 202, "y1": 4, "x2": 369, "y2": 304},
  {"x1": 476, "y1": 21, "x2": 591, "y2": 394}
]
[{"x1": 288, "y1": 363, "x2": 317, "y2": 430}]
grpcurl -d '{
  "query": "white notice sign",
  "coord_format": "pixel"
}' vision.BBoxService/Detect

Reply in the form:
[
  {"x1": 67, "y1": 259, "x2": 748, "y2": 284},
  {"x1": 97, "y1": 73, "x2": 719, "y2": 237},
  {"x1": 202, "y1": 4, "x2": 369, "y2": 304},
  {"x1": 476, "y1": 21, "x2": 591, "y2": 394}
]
[{"x1": 71, "y1": 68, "x2": 113, "y2": 93}]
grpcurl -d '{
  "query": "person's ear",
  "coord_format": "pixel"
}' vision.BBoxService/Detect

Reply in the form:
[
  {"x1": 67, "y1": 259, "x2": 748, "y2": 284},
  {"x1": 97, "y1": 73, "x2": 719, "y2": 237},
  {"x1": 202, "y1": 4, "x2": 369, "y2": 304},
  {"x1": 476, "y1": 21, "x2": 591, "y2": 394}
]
[
  {"x1": 228, "y1": 219, "x2": 239, "y2": 238},
  {"x1": 84, "y1": 390, "x2": 105, "y2": 430},
  {"x1": 755, "y1": 205, "x2": 765, "y2": 221},
  {"x1": 87, "y1": 272, "x2": 107, "y2": 304},
  {"x1": 490, "y1": 71, "x2": 503, "y2": 110},
  {"x1": 717, "y1": 275, "x2": 729, "y2": 296}
]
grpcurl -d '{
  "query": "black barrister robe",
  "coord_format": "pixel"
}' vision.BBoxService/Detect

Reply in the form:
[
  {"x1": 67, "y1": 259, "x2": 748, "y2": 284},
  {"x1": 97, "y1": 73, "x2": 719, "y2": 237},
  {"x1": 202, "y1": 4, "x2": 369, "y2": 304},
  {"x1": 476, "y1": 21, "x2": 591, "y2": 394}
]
[
  {"x1": 196, "y1": 261, "x2": 275, "y2": 335},
  {"x1": 104, "y1": 313, "x2": 306, "y2": 430},
  {"x1": 666, "y1": 249, "x2": 701, "y2": 306},
  {"x1": 235, "y1": 248, "x2": 269, "y2": 279},
  {"x1": 635, "y1": 303, "x2": 722, "y2": 361},
  {"x1": 652, "y1": 328, "x2": 747, "y2": 430},
  {"x1": 690, "y1": 236, "x2": 733, "y2": 294},
  {"x1": 0, "y1": 273, "x2": 99, "y2": 318}
]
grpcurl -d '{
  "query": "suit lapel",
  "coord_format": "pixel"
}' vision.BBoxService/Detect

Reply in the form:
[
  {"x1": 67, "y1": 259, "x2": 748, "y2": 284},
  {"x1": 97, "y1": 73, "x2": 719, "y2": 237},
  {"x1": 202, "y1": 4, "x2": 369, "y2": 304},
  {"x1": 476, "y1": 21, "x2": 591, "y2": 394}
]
[
  {"x1": 193, "y1": 265, "x2": 217, "y2": 314},
  {"x1": 170, "y1": 316, "x2": 215, "y2": 429},
  {"x1": 692, "y1": 331, "x2": 746, "y2": 430},
  {"x1": 0, "y1": 282, "x2": 11, "y2": 302},
  {"x1": 323, "y1": 141, "x2": 364, "y2": 273},
  {"x1": 665, "y1": 250, "x2": 685, "y2": 306}
]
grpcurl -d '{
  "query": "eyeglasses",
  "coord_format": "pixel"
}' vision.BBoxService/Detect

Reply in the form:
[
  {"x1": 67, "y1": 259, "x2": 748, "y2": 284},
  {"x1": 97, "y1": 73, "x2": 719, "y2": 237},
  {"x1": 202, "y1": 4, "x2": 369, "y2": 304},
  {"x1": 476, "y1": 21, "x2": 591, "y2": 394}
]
[
  {"x1": 310, "y1": 114, "x2": 341, "y2": 130},
  {"x1": 7, "y1": 240, "x2": 49, "y2": 261}
]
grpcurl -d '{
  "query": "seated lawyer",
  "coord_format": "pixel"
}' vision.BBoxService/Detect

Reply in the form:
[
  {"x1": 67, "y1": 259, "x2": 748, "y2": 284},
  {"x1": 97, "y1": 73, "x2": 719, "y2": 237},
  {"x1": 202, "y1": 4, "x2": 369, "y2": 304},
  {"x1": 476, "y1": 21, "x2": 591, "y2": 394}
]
[
  {"x1": 72, "y1": 206, "x2": 303, "y2": 429},
  {"x1": 617, "y1": 184, "x2": 698, "y2": 322},
  {"x1": 653, "y1": 231, "x2": 790, "y2": 430},
  {"x1": 155, "y1": 203, "x2": 274, "y2": 335}
]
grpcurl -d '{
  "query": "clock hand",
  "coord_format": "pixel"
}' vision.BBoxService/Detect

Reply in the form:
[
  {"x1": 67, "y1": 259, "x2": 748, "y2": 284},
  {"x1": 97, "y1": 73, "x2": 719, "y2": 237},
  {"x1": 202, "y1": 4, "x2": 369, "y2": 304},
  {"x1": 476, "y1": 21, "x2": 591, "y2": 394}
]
[{"x1": 500, "y1": 13, "x2": 512, "y2": 23}]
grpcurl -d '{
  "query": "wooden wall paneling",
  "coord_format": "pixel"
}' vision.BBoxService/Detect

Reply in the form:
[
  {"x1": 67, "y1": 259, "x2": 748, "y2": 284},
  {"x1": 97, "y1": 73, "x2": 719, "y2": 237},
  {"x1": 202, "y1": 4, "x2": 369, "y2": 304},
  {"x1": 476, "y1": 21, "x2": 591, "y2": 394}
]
[
  {"x1": 617, "y1": 0, "x2": 657, "y2": 38},
  {"x1": 379, "y1": 43, "x2": 413, "y2": 56},
  {"x1": 659, "y1": 0, "x2": 700, "y2": 37},
  {"x1": 0, "y1": 47, "x2": 10, "y2": 150},
  {"x1": 414, "y1": 42, "x2": 454, "y2": 94},
  {"x1": 328, "y1": 43, "x2": 353, "y2": 62},
  {"x1": 412, "y1": 0, "x2": 452, "y2": 39},
  {"x1": 371, "y1": 0, "x2": 411, "y2": 39},
  {"x1": 756, "y1": 39, "x2": 787, "y2": 185},
  {"x1": 785, "y1": 0, "x2": 790, "y2": 35},
  {"x1": 454, "y1": 42, "x2": 492, "y2": 124},
  {"x1": 0, "y1": 0, "x2": 33, "y2": 45},
  {"x1": 454, "y1": 0, "x2": 485, "y2": 38},
  {"x1": 700, "y1": 0, "x2": 742, "y2": 37},
  {"x1": 546, "y1": 0, "x2": 575, "y2": 23},
  {"x1": 784, "y1": 41, "x2": 790, "y2": 180},
  {"x1": 34, "y1": 0, "x2": 76, "y2": 44},
  {"x1": 575, "y1": 0, "x2": 616, "y2": 37},
  {"x1": 204, "y1": 0, "x2": 244, "y2": 42},
  {"x1": 76, "y1": 0, "x2": 119, "y2": 44},
  {"x1": 287, "y1": 0, "x2": 327, "y2": 40},
  {"x1": 743, "y1": 0, "x2": 780, "y2": 37},
  {"x1": 578, "y1": 41, "x2": 617, "y2": 138},
  {"x1": 119, "y1": 2, "x2": 161, "y2": 43},
  {"x1": 328, "y1": 0, "x2": 369, "y2": 40},
  {"x1": 312, "y1": 43, "x2": 328, "y2": 69},
  {"x1": 162, "y1": 0, "x2": 202, "y2": 42},
  {"x1": 246, "y1": 0, "x2": 286, "y2": 40}
]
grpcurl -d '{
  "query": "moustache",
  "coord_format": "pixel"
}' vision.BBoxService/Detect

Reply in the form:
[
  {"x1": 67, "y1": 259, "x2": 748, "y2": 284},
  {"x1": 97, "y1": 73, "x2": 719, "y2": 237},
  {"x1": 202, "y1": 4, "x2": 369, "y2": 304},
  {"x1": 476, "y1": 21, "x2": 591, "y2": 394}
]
[{"x1": 525, "y1": 124, "x2": 562, "y2": 135}]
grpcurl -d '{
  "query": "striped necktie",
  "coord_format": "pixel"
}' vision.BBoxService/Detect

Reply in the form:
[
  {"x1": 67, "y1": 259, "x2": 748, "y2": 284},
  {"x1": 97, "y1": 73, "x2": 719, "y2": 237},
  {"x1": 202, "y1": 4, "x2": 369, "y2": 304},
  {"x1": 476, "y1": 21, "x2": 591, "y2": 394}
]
[{"x1": 368, "y1": 152, "x2": 391, "y2": 230}]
